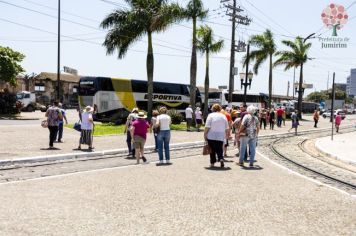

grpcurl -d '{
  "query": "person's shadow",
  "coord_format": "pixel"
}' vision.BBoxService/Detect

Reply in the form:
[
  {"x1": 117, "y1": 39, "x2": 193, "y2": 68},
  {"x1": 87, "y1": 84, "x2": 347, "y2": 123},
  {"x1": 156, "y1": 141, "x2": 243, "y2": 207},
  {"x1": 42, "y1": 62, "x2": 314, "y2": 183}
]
[
  {"x1": 240, "y1": 165, "x2": 263, "y2": 170},
  {"x1": 40, "y1": 147, "x2": 60, "y2": 150},
  {"x1": 204, "y1": 166, "x2": 231, "y2": 171}
]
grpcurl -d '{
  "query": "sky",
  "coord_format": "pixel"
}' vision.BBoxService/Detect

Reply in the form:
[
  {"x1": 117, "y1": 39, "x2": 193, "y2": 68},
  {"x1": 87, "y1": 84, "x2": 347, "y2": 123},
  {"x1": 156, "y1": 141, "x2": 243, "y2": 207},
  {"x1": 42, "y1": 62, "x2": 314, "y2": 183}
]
[{"x1": 0, "y1": 0, "x2": 355, "y2": 97}]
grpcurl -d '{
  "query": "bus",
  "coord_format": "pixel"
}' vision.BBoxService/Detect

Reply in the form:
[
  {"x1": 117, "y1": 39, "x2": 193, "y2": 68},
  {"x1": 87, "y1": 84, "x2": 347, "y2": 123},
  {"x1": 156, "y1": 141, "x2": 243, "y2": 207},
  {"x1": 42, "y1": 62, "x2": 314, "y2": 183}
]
[
  {"x1": 78, "y1": 76, "x2": 201, "y2": 123},
  {"x1": 207, "y1": 90, "x2": 268, "y2": 109}
]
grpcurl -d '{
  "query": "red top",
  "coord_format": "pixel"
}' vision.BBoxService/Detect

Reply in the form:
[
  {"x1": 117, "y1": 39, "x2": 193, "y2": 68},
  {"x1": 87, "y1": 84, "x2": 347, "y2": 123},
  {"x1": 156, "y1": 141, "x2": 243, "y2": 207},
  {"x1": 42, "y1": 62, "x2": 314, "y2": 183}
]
[
  {"x1": 276, "y1": 108, "x2": 284, "y2": 117},
  {"x1": 132, "y1": 119, "x2": 150, "y2": 139}
]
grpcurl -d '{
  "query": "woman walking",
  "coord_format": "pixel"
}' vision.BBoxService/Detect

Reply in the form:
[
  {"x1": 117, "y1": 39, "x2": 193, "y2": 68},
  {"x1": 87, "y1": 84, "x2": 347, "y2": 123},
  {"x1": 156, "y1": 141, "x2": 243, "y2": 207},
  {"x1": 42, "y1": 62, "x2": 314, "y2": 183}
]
[
  {"x1": 156, "y1": 107, "x2": 172, "y2": 164},
  {"x1": 259, "y1": 109, "x2": 267, "y2": 130},
  {"x1": 313, "y1": 110, "x2": 319, "y2": 128},
  {"x1": 289, "y1": 110, "x2": 299, "y2": 135},
  {"x1": 335, "y1": 112, "x2": 342, "y2": 132},
  {"x1": 131, "y1": 112, "x2": 150, "y2": 164},
  {"x1": 269, "y1": 108, "x2": 275, "y2": 130},
  {"x1": 204, "y1": 104, "x2": 229, "y2": 168},
  {"x1": 150, "y1": 110, "x2": 159, "y2": 151},
  {"x1": 78, "y1": 106, "x2": 94, "y2": 150},
  {"x1": 237, "y1": 106, "x2": 259, "y2": 167},
  {"x1": 195, "y1": 107, "x2": 203, "y2": 132}
]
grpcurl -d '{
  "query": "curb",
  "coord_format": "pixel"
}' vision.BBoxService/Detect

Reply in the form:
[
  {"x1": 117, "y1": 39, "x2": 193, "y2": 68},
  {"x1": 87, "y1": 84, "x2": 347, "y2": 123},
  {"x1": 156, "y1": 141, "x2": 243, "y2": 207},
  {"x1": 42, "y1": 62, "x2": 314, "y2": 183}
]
[{"x1": 315, "y1": 138, "x2": 356, "y2": 167}]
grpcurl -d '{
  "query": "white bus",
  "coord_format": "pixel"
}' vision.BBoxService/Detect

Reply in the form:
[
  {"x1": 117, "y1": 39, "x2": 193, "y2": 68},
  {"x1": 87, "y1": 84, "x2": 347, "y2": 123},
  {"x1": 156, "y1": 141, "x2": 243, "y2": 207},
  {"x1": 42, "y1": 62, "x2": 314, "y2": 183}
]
[
  {"x1": 207, "y1": 90, "x2": 268, "y2": 109},
  {"x1": 78, "y1": 76, "x2": 202, "y2": 123}
]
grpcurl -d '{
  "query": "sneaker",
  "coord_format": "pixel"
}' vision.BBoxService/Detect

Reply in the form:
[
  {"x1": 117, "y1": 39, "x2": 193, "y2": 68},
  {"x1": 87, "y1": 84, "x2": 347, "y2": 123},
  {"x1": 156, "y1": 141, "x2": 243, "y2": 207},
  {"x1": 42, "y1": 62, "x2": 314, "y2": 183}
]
[
  {"x1": 220, "y1": 160, "x2": 224, "y2": 168},
  {"x1": 249, "y1": 163, "x2": 254, "y2": 167},
  {"x1": 142, "y1": 156, "x2": 147, "y2": 162},
  {"x1": 236, "y1": 162, "x2": 244, "y2": 166},
  {"x1": 166, "y1": 160, "x2": 171, "y2": 164},
  {"x1": 210, "y1": 163, "x2": 214, "y2": 167},
  {"x1": 57, "y1": 140, "x2": 63, "y2": 143}
]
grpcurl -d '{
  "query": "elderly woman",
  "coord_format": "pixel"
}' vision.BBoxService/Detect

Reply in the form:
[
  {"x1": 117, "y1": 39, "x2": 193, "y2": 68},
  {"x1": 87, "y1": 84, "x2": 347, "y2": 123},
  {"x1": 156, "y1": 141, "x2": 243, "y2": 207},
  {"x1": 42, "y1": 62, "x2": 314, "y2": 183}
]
[
  {"x1": 204, "y1": 104, "x2": 229, "y2": 168},
  {"x1": 238, "y1": 105, "x2": 260, "y2": 167},
  {"x1": 156, "y1": 106, "x2": 172, "y2": 164},
  {"x1": 78, "y1": 106, "x2": 94, "y2": 150}
]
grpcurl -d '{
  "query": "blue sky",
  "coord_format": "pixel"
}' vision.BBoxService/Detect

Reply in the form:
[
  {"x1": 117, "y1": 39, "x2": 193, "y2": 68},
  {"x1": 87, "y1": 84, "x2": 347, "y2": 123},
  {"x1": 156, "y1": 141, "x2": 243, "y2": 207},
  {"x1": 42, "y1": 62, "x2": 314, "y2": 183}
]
[{"x1": 0, "y1": 0, "x2": 355, "y2": 97}]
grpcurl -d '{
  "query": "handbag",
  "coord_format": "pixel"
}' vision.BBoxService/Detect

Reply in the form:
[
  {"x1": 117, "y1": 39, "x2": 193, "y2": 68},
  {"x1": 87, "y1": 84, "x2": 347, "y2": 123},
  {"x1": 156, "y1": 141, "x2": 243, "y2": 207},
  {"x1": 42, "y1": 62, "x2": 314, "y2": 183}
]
[
  {"x1": 203, "y1": 142, "x2": 211, "y2": 155},
  {"x1": 73, "y1": 121, "x2": 81, "y2": 132},
  {"x1": 41, "y1": 120, "x2": 48, "y2": 128}
]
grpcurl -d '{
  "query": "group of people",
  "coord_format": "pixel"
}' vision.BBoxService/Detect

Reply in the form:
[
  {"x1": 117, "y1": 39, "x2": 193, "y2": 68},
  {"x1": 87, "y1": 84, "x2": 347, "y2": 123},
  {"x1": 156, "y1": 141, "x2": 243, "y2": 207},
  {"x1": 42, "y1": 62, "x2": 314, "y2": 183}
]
[
  {"x1": 125, "y1": 107, "x2": 172, "y2": 165},
  {"x1": 204, "y1": 103, "x2": 260, "y2": 168},
  {"x1": 44, "y1": 101, "x2": 68, "y2": 149},
  {"x1": 45, "y1": 100, "x2": 346, "y2": 169}
]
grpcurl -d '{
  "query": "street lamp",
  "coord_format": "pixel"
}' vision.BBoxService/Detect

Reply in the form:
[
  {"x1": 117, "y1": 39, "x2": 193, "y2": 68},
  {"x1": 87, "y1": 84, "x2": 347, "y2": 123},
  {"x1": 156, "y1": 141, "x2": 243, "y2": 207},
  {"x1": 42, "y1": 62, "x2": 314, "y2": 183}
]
[{"x1": 239, "y1": 70, "x2": 253, "y2": 104}]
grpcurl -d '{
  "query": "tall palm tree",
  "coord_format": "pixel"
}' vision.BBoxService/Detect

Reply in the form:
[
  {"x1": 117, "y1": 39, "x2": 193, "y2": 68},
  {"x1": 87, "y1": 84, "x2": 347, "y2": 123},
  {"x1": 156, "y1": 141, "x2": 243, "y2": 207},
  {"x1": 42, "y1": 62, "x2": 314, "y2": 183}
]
[
  {"x1": 100, "y1": 0, "x2": 182, "y2": 118},
  {"x1": 274, "y1": 37, "x2": 312, "y2": 118},
  {"x1": 183, "y1": 0, "x2": 208, "y2": 113},
  {"x1": 196, "y1": 25, "x2": 224, "y2": 119},
  {"x1": 243, "y1": 29, "x2": 276, "y2": 108}
]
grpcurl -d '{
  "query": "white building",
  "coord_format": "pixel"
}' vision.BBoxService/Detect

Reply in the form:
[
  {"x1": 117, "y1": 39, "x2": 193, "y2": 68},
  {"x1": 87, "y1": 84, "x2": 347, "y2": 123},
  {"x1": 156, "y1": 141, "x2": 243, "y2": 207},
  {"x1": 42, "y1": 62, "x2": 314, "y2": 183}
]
[{"x1": 346, "y1": 69, "x2": 356, "y2": 96}]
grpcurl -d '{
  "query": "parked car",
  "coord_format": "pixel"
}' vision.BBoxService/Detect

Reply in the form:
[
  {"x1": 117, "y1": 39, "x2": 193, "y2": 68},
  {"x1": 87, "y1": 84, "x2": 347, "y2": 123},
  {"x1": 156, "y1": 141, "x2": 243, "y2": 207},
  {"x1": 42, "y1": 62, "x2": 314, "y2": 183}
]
[{"x1": 322, "y1": 109, "x2": 346, "y2": 120}]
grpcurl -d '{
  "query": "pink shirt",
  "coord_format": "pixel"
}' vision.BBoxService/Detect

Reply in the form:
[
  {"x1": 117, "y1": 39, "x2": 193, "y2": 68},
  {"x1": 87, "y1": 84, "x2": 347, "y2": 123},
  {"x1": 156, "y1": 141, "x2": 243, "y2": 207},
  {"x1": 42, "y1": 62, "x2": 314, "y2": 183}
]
[
  {"x1": 132, "y1": 119, "x2": 150, "y2": 139},
  {"x1": 335, "y1": 115, "x2": 342, "y2": 125},
  {"x1": 195, "y1": 111, "x2": 202, "y2": 120}
]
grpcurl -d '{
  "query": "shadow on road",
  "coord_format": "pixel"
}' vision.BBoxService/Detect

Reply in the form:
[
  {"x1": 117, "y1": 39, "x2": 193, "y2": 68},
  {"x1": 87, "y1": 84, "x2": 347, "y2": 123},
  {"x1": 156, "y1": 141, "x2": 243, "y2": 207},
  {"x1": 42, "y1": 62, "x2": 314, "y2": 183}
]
[{"x1": 204, "y1": 167, "x2": 231, "y2": 171}]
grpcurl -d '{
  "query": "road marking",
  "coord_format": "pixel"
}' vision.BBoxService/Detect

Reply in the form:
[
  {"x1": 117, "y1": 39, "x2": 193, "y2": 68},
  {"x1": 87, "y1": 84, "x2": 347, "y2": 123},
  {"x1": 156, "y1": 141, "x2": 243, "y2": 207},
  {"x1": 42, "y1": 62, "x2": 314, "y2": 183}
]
[{"x1": 257, "y1": 150, "x2": 356, "y2": 198}]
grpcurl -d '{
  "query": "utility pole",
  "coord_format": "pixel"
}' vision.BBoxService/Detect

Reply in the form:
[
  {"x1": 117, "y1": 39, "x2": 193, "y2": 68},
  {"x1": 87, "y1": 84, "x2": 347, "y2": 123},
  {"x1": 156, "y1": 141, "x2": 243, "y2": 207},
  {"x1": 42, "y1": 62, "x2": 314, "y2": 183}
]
[
  {"x1": 222, "y1": 0, "x2": 251, "y2": 107},
  {"x1": 331, "y1": 72, "x2": 335, "y2": 140},
  {"x1": 292, "y1": 67, "x2": 295, "y2": 99},
  {"x1": 57, "y1": 0, "x2": 61, "y2": 101},
  {"x1": 287, "y1": 81, "x2": 290, "y2": 97}
]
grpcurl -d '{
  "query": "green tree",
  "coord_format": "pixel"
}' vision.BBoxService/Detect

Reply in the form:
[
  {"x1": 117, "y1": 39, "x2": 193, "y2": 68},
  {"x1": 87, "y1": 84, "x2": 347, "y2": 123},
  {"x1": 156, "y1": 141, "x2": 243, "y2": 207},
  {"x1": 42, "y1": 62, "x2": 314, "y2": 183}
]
[
  {"x1": 243, "y1": 29, "x2": 276, "y2": 108},
  {"x1": 0, "y1": 46, "x2": 25, "y2": 86},
  {"x1": 274, "y1": 37, "x2": 312, "y2": 118},
  {"x1": 306, "y1": 91, "x2": 328, "y2": 103},
  {"x1": 183, "y1": 0, "x2": 208, "y2": 113},
  {"x1": 100, "y1": 0, "x2": 182, "y2": 118},
  {"x1": 196, "y1": 25, "x2": 224, "y2": 119}
]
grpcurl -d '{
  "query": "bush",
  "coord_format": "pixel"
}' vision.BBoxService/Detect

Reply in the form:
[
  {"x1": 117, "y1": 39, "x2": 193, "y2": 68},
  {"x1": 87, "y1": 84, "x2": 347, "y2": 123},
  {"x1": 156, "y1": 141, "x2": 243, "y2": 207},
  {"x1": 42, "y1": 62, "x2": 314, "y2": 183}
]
[
  {"x1": 0, "y1": 89, "x2": 21, "y2": 114},
  {"x1": 167, "y1": 109, "x2": 183, "y2": 124}
]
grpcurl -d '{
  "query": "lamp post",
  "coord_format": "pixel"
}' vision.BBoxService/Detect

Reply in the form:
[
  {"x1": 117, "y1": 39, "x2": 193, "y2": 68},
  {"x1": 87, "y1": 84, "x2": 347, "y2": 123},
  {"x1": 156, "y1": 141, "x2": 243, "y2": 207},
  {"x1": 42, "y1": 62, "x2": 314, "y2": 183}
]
[
  {"x1": 239, "y1": 70, "x2": 253, "y2": 104},
  {"x1": 57, "y1": 0, "x2": 61, "y2": 101}
]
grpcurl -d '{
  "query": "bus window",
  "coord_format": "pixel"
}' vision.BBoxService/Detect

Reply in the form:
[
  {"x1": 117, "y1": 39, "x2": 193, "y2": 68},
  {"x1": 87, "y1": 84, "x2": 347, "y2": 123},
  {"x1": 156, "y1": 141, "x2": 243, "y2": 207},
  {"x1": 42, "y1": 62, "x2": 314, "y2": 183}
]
[
  {"x1": 131, "y1": 80, "x2": 147, "y2": 93},
  {"x1": 209, "y1": 92, "x2": 221, "y2": 99},
  {"x1": 79, "y1": 78, "x2": 96, "y2": 96}
]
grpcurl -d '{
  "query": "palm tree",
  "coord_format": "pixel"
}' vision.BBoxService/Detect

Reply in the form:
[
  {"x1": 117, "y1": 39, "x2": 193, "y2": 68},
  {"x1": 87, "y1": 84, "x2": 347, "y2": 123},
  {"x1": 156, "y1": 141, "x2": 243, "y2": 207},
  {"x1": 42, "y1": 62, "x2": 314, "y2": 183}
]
[
  {"x1": 243, "y1": 29, "x2": 276, "y2": 108},
  {"x1": 100, "y1": 0, "x2": 182, "y2": 118},
  {"x1": 274, "y1": 37, "x2": 312, "y2": 118},
  {"x1": 183, "y1": 0, "x2": 208, "y2": 113},
  {"x1": 196, "y1": 25, "x2": 224, "y2": 119}
]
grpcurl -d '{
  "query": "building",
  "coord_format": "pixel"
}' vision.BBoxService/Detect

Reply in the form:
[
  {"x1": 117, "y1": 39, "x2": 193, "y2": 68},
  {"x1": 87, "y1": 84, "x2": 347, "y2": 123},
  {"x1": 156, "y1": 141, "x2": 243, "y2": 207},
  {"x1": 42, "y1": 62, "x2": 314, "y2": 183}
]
[
  {"x1": 346, "y1": 69, "x2": 356, "y2": 96},
  {"x1": 0, "y1": 72, "x2": 79, "y2": 106},
  {"x1": 335, "y1": 83, "x2": 347, "y2": 92}
]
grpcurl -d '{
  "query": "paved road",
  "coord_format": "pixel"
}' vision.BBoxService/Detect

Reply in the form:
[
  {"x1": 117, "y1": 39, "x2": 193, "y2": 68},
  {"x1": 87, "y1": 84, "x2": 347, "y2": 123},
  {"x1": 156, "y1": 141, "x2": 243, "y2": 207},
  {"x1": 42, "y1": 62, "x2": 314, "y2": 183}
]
[{"x1": 0, "y1": 153, "x2": 354, "y2": 235}]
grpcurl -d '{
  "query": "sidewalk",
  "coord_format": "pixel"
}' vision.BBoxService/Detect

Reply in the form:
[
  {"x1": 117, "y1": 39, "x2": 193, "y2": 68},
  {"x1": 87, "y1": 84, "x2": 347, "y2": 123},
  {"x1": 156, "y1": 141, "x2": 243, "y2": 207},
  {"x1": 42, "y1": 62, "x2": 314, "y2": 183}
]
[
  {"x1": 315, "y1": 130, "x2": 356, "y2": 166},
  {"x1": 1, "y1": 112, "x2": 356, "y2": 160}
]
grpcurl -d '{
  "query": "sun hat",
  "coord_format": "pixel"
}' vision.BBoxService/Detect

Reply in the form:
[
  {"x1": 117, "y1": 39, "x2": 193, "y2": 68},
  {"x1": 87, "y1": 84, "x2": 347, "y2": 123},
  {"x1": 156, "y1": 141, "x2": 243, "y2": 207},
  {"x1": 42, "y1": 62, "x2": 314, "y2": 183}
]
[
  {"x1": 137, "y1": 111, "x2": 147, "y2": 119},
  {"x1": 84, "y1": 105, "x2": 93, "y2": 112},
  {"x1": 131, "y1": 107, "x2": 139, "y2": 113}
]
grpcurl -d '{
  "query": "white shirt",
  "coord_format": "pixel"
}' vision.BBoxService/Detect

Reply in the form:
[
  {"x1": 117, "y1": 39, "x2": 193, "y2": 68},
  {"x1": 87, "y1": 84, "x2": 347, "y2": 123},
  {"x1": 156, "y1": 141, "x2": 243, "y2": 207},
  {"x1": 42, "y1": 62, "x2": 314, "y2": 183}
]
[
  {"x1": 81, "y1": 112, "x2": 93, "y2": 130},
  {"x1": 157, "y1": 114, "x2": 171, "y2": 131},
  {"x1": 185, "y1": 107, "x2": 193, "y2": 119},
  {"x1": 195, "y1": 110, "x2": 202, "y2": 120},
  {"x1": 205, "y1": 112, "x2": 228, "y2": 142}
]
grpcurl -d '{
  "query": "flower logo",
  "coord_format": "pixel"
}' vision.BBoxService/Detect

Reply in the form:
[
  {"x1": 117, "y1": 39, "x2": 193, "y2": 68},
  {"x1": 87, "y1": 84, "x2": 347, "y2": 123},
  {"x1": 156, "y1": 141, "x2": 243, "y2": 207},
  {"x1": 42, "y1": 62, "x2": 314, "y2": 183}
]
[{"x1": 321, "y1": 3, "x2": 348, "y2": 36}]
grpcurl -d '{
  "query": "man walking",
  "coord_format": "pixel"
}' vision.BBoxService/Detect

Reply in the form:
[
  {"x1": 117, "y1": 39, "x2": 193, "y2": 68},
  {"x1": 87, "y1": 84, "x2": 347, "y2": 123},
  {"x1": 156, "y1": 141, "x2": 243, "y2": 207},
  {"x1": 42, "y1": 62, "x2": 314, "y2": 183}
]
[
  {"x1": 185, "y1": 105, "x2": 193, "y2": 131},
  {"x1": 57, "y1": 103, "x2": 68, "y2": 142},
  {"x1": 45, "y1": 101, "x2": 63, "y2": 149},
  {"x1": 276, "y1": 107, "x2": 283, "y2": 127}
]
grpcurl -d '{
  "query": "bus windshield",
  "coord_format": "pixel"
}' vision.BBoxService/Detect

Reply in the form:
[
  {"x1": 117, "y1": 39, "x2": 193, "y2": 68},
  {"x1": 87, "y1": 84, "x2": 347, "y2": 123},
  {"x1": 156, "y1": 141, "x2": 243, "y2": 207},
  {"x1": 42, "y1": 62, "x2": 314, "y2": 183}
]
[{"x1": 79, "y1": 79, "x2": 96, "y2": 96}]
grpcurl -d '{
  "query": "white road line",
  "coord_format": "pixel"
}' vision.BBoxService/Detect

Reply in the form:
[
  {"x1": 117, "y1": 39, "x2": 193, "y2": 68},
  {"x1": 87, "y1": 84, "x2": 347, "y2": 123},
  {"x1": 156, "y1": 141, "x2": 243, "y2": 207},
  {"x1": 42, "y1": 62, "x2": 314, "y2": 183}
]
[{"x1": 257, "y1": 150, "x2": 356, "y2": 198}]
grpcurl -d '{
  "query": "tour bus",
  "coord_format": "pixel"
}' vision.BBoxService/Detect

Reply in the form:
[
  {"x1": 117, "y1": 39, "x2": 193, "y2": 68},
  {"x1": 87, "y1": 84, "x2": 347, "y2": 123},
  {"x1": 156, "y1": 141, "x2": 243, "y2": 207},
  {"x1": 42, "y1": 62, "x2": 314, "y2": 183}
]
[
  {"x1": 207, "y1": 90, "x2": 268, "y2": 109},
  {"x1": 78, "y1": 76, "x2": 201, "y2": 123}
]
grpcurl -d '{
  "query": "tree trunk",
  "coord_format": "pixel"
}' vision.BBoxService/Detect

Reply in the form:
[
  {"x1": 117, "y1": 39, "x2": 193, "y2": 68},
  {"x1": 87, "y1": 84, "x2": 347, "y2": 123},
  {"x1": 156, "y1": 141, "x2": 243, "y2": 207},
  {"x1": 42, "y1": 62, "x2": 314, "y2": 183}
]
[
  {"x1": 268, "y1": 53, "x2": 273, "y2": 108},
  {"x1": 297, "y1": 63, "x2": 304, "y2": 119},
  {"x1": 190, "y1": 17, "x2": 197, "y2": 116},
  {"x1": 203, "y1": 51, "x2": 209, "y2": 120},
  {"x1": 147, "y1": 31, "x2": 154, "y2": 119}
]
